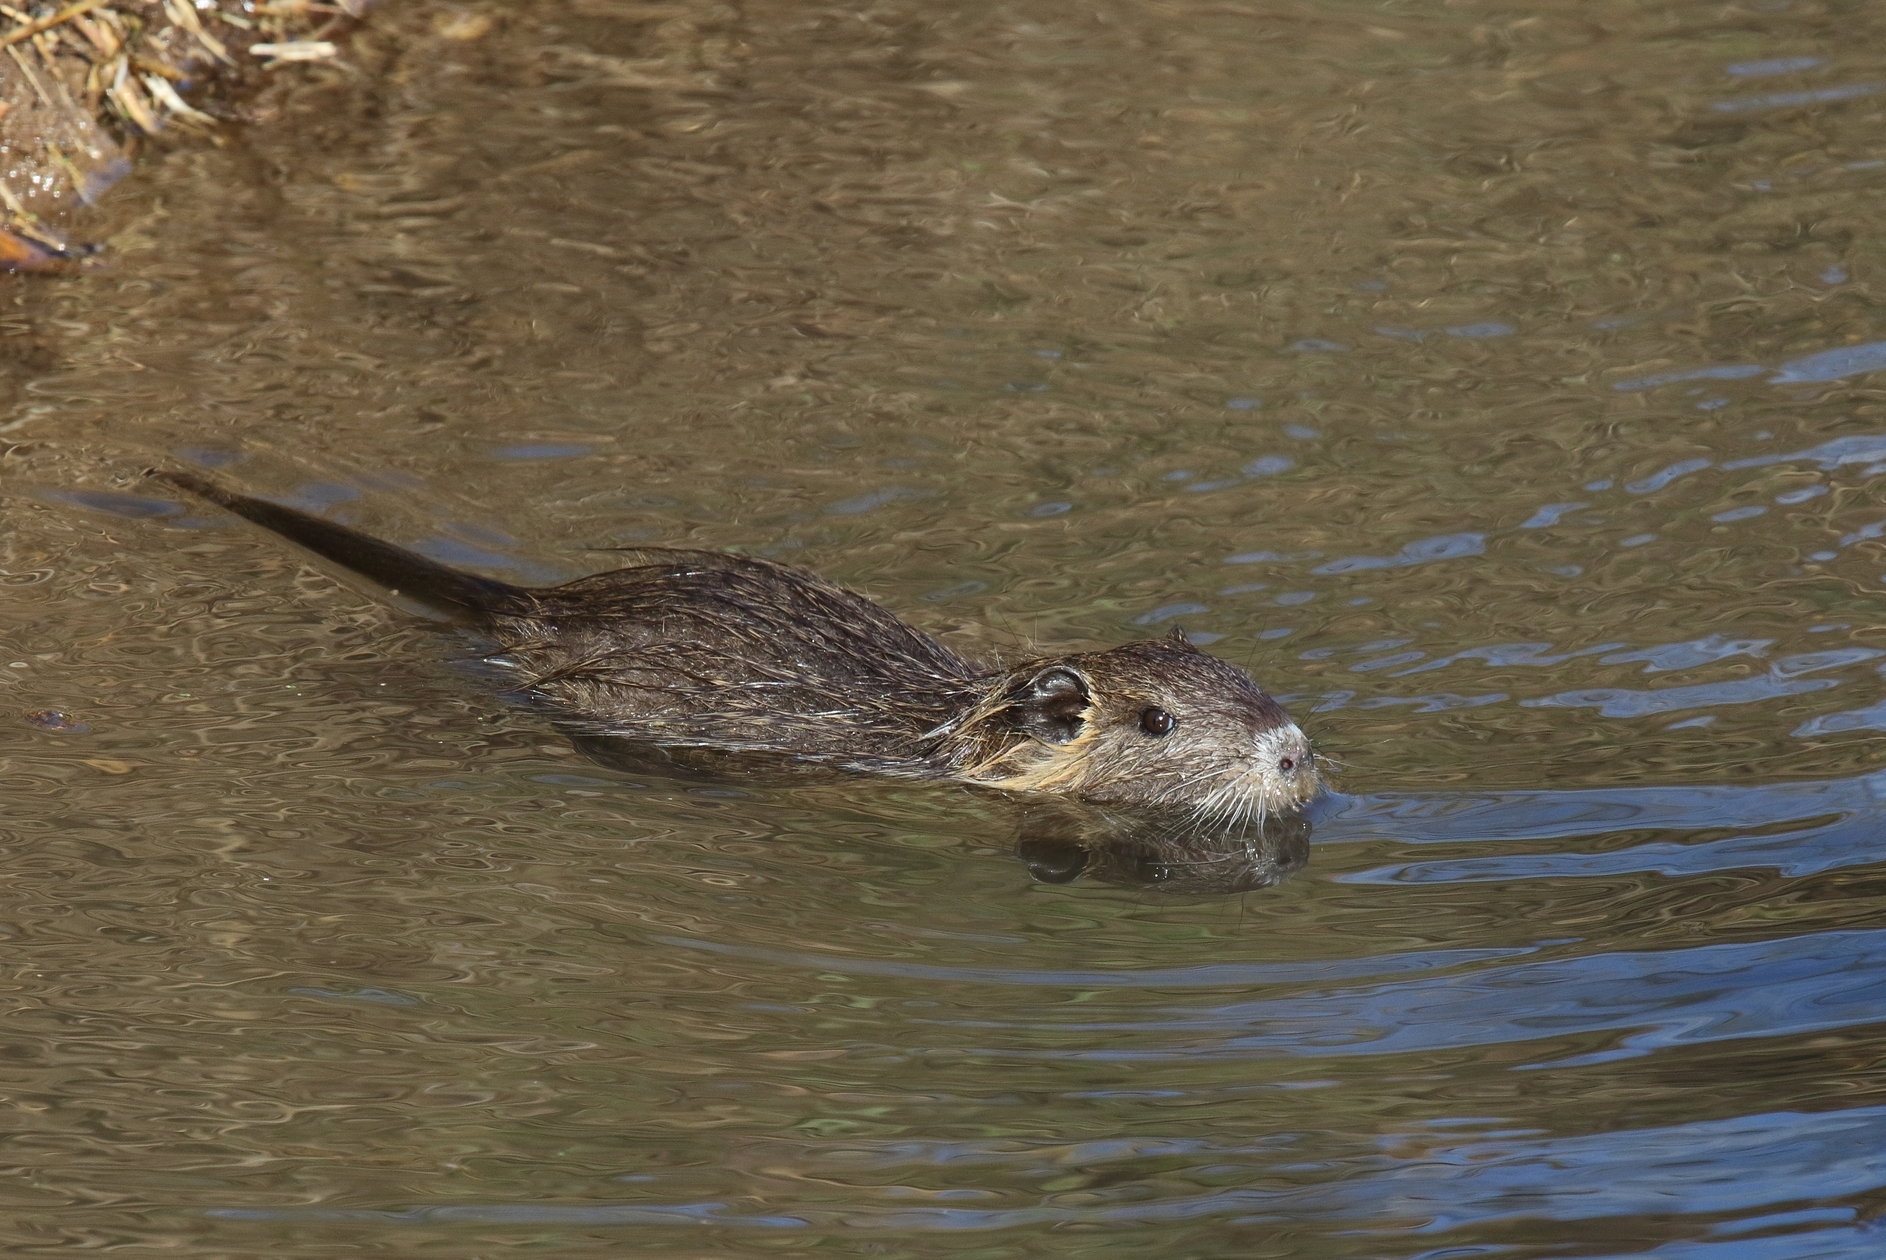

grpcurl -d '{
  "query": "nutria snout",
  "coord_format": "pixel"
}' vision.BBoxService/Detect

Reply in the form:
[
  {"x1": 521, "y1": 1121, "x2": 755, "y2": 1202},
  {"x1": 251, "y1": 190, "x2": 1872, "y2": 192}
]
[{"x1": 148, "y1": 471, "x2": 1321, "y2": 820}]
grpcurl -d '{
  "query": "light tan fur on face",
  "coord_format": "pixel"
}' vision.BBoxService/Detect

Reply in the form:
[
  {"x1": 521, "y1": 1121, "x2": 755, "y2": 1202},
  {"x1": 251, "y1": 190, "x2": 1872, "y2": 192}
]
[{"x1": 964, "y1": 714, "x2": 1100, "y2": 793}]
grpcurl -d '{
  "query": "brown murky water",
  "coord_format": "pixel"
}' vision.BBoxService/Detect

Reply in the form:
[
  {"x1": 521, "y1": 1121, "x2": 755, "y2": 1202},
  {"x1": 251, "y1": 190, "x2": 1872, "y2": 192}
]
[{"x1": 3, "y1": 0, "x2": 1886, "y2": 1254}]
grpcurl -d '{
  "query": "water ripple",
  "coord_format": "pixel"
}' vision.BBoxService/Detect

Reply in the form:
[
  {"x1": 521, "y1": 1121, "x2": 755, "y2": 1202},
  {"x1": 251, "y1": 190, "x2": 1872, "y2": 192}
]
[
  {"x1": 651, "y1": 933, "x2": 1535, "y2": 990},
  {"x1": 940, "y1": 930, "x2": 1886, "y2": 1066},
  {"x1": 209, "y1": 1106, "x2": 1886, "y2": 1235}
]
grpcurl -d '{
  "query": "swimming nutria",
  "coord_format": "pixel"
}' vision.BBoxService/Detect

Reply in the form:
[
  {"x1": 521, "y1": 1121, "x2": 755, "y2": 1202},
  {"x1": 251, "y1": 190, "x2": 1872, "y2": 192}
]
[{"x1": 149, "y1": 470, "x2": 1321, "y2": 820}]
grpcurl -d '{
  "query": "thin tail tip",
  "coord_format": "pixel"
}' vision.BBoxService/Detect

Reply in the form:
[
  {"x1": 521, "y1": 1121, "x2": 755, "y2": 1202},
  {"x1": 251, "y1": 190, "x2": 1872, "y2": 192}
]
[
  {"x1": 145, "y1": 466, "x2": 204, "y2": 488},
  {"x1": 138, "y1": 467, "x2": 521, "y2": 623},
  {"x1": 146, "y1": 467, "x2": 230, "y2": 505}
]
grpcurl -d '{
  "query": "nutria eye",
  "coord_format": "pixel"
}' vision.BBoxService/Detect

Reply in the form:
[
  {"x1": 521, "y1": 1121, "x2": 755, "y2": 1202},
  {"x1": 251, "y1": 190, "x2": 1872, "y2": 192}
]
[{"x1": 1139, "y1": 707, "x2": 1175, "y2": 737}]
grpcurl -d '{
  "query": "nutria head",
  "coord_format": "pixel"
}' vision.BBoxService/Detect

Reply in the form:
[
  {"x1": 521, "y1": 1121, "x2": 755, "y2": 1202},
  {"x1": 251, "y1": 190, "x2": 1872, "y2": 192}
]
[{"x1": 939, "y1": 628, "x2": 1319, "y2": 821}]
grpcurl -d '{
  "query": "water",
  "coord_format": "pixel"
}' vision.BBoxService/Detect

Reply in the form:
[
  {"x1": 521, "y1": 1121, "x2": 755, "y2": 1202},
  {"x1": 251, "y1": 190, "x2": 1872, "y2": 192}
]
[{"x1": 1, "y1": 0, "x2": 1885, "y2": 1253}]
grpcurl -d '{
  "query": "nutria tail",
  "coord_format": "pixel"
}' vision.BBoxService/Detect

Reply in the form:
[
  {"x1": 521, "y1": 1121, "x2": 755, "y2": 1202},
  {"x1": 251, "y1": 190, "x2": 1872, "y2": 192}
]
[{"x1": 147, "y1": 469, "x2": 528, "y2": 624}]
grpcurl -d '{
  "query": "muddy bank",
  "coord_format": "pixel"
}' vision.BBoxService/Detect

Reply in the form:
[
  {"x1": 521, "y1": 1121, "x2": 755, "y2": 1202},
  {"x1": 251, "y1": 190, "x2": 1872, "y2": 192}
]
[{"x1": 0, "y1": 0, "x2": 380, "y2": 263}]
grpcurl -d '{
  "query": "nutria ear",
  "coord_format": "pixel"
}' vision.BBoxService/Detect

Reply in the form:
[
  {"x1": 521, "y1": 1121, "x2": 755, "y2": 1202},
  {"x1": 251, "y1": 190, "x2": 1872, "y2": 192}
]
[
  {"x1": 1007, "y1": 665, "x2": 1091, "y2": 744},
  {"x1": 1166, "y1": 626, "x2": 1201, "y2": 651}
]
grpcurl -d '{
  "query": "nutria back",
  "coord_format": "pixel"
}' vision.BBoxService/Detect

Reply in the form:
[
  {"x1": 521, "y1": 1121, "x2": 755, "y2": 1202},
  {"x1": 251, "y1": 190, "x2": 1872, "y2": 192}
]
[
  {"x1": 495, "y1": 549, "x2": 984, "y2": 776},
  {"x1": 150, "y1": 471, "x2": 1321, "y2": 820}
]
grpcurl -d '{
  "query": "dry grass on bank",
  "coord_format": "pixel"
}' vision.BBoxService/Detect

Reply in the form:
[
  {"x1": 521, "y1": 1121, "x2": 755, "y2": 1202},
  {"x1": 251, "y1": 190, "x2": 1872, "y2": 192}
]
[{"x1": 0, "y1": 0, "x2": 368, "y2": 266}]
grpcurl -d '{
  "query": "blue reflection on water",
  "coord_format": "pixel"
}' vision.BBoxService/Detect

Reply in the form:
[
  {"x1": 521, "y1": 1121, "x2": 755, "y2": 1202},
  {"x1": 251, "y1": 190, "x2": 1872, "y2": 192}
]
[
  {"x1": 1313, "y1": 533, "x2": 1485, "y2": 575},
  {"x1": 1520, "y1": 672, "x2": 1837, "y2": 718},
  {"x1": 653, "y1": 930, "x2": 1538, "y2": 989},
  {"x1": 1606, "y1": 344, "x2": 1886, "y2": 397},
  {"x1": 1607, "y1": 1223, "x2": 1883, "y2": 1260},
  {"x1": 826, "y1": 486, "x2": 931, "y2": 514},
  {"x1": 921, "y1": 931, "x2": 1886, "y2": 1068},
  {"x1": 489, "y1": 443, "x2": 593, "y2": 460},
  {"x1": 1315, "y1": 771, "x2": 1886, "y2": 847},
  {"x1": 1795, "y1": 697, "x2": 1886, "y2": 735},
  {"x1": 1725, "y1": 433, "x2": 1886, "y2": 471},
  {"x1": 1337, "y1": 770, "x2": 1886, "y2": 883},
  {"x1": 1767, "y1": 341, "x2": 1886, "y2": 384},
  {"x1": 410, "y1": 536, "x2": 538, "y2": 576},
  {"x1": 1612, "y1": 364, "x2": 1764, "y2": 392},
  {"x1": 207, "y1": 1107, "x2": 1886, "y2": 1236},
  {"x1": 1627, "y1": 458, "x2": 1712, "y2": 495},
  {"x1": 1133, "y1": 602, "x2": 1209, "y2": 626},
  {"x1": 1519, "y1": 501, "x2": 1586, "y2": 528},
  {"x1": 40, "y1": 489, "x2": 183, "y2": 519},
  {"x1": 1714, "y1": 82, "x2": 1882, "y2": 112},
  {"x1": 1727, "y1": 56, "x2": 1826, "y2": 77},
  {"x1": 1599, "y1": 635, "x2": 1773, "y2": 673}
]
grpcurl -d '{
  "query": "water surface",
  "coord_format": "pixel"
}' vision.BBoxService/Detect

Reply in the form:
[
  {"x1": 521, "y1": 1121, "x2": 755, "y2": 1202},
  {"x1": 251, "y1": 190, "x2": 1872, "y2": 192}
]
[{"x1": 3, "y1": 0, "x2": 1886, "y2": 1254}]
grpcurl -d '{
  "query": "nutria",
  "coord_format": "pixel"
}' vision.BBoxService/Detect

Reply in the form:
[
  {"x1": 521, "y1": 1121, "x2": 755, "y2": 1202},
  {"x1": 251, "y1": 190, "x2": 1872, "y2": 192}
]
[{"x1": 149, "y1": 470, "x2": 1321, "y2": 821}]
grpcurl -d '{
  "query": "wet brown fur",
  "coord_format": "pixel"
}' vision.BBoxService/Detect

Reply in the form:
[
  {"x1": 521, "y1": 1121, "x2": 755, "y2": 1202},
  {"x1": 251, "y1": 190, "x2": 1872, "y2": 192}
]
[{"x1": 150, "y1": 471, "x2": 1321, "y2": 817}]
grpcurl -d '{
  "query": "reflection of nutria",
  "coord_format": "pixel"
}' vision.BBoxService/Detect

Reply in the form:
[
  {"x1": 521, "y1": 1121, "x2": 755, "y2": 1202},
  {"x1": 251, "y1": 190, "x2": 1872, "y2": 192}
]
[
  {"x1": 1015, "y1": 800, "x2": 1311, "y2": 895},
  {"x1": 151, "y1": 471, "x2": 1321, "y2": 819}
]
